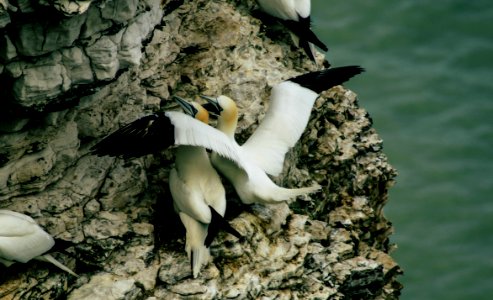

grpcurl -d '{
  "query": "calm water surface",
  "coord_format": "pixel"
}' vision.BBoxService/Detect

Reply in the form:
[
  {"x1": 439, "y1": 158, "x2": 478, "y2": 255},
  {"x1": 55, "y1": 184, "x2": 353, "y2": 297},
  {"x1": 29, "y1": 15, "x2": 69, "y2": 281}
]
[{"x1": 311, "y1": 1, "x2": 493, "y2": 299}]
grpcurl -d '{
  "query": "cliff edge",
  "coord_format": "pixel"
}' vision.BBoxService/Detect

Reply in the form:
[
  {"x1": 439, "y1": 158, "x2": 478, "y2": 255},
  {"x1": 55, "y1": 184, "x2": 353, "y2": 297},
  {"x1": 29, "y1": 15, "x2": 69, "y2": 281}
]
[{"x1": 0, "y1": 0, "x2": 402, "y2": 299}]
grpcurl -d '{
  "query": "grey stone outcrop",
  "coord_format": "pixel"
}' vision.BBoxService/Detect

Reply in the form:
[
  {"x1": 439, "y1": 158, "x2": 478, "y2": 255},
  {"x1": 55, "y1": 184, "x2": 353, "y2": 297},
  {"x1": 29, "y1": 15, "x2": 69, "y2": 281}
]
[{"x1": 0, "y1": 0, "x2": 402, "y2": 299}]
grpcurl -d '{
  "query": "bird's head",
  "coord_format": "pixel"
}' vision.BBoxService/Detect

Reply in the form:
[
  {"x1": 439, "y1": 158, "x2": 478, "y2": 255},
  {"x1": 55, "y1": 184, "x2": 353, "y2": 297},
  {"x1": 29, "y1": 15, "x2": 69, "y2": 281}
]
[
  {"x1": 200, "y1": 95, "x2": 238, "y2": 137},
  {"x1": 201, "y1": 95, "x2": 238, "y2": 138},
  {"x1": 200, "y1": 95, "x2": 237, "y2": 123},
  {"x1": 173, "y1": 96, "x2": 209, "y2": 124}
]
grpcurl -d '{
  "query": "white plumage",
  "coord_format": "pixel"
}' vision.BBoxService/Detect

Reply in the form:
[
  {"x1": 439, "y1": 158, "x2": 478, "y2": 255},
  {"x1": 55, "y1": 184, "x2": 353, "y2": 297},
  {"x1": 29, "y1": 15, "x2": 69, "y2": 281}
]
[
  {"x1": 92, "y1": 98, "x2": 242, "y2": 278},
  {"x1": 167, "y1": 111, "x2": 246, "y2": 168},
  {"x1": 257, "y1": 0, "x2": 311, "y2": 21},
  {"x1": 92, "y1": 95, "x2": 313, "y2": 205},
  {"x1": 203, "y1": 94, "x2": 320, "y2": 205},
  {"x1": 256, "y1": 0, "x2": 327, "y2": 61},
  {"x1": 169, "y1": 100, "x2": 230, "y2": 278},
  {"x1": 202, "y1": 66, "x2": 364, "y2": 204},
  {"x1": 0, "y1": 209, "x2": 78, "y2": 276},
  {"x1": 91, "y1": 108, "x2": 250, "y2": 174},
  {"x1": 241, "y1": 80, "x2": 318, "y2": 176}
]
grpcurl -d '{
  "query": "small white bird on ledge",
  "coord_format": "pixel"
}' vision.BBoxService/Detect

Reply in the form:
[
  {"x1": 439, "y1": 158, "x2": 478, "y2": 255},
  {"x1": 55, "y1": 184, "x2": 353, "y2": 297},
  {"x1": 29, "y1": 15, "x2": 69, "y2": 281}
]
[{"x1": 0, "y1": 209, "x2": 78, "y2": 277}]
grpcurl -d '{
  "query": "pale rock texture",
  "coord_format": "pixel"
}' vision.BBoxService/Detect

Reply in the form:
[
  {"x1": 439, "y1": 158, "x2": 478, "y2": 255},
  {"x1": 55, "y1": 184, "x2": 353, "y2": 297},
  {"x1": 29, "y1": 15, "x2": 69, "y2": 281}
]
[
  {"x1": 0, "y1": 0, "x2": 402, "y2": 299},
  {"x1": 0, "y1": 0, "x2": 163, "y2": 113}
]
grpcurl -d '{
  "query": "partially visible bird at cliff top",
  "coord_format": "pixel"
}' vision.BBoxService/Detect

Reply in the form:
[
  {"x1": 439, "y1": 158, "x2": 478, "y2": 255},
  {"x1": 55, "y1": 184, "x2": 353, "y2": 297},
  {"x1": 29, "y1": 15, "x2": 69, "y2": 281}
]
[
  {"x1": 201, "y1": 65, "x2": 364, "y2": 204},
  {"x1": 0, "y1": 209, "x2": 78, "y2": 277},
  {"x1": 170, "y1": 96, "x2": 242, "y2": 278},
  {"x1": 255, "y1": 0, "x2": 328, "y2": 62}
]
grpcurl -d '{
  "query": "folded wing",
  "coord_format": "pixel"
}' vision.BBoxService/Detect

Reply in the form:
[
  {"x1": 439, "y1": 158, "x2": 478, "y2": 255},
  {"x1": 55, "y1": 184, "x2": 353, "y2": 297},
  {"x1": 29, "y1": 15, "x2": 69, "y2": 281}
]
[{"x1": 0, "y1": 210, "x2": 55, "y2": 264}]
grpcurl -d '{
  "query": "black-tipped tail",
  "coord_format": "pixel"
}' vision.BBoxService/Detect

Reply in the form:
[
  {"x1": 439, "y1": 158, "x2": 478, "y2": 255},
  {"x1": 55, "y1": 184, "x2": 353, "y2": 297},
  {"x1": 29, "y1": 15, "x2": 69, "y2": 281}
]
[
  {"x1": 289, "y1": 66, "x2": 365, "y2": 94},
  {"x1": 204, "y1": 206, "x2": 242, "y2": 247}
]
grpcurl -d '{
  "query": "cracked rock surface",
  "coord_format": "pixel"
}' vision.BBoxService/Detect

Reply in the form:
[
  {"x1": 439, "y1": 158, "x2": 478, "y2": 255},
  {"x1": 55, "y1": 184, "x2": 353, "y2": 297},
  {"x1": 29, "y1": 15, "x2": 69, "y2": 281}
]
[{"x1": 0, "y1": 0, "x2": 402, "y2": 299}]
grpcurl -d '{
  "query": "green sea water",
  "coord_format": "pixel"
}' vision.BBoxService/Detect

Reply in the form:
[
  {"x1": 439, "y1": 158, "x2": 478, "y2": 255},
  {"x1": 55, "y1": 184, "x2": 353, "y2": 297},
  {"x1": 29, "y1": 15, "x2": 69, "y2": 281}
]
[{"x1": 311, "y1": 1, "x2": 493, "y2": 299}]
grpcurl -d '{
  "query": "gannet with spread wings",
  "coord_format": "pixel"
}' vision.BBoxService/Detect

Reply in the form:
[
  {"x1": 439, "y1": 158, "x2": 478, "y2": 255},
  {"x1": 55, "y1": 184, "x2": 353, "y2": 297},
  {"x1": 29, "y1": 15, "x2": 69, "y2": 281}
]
[{"x1": 201, "y1": 66, "x2": 364, "y2": 203}]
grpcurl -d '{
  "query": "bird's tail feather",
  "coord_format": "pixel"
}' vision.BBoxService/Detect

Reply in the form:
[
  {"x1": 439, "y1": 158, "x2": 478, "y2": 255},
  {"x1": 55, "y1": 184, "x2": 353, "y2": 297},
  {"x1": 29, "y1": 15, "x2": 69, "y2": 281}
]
[
  {"x1": 37, "y1": 254, "x2": 78, "y2": 277},
  {"x1": 273, "y1": 183, "x2": 321, "y2": 203},
  {"x1": 190, "y1": 246, "x2": 210, "y2": 278},
  {"x1": 180, "y1": 213, "x2": 211, "y2": 278}
]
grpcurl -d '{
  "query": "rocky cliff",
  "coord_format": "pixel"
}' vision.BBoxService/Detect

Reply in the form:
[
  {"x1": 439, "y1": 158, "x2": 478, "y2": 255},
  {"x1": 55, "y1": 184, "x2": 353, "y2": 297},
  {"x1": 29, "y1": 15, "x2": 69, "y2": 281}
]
[{"x1": 0, "y1": 0, "x2": 402, "y2": 299}]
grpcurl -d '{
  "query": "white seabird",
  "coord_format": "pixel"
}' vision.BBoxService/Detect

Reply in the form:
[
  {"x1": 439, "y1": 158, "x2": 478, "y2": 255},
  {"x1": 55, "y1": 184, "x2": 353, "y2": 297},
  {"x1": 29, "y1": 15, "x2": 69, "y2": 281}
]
[
  {"x1": 91, "y1": 98, "x2": 242, "y2": 278},
  {"x1": 201, "y1": 66, "x2": 364, "y2": 203},
  {"x1": 171, "y1": 97, "x2": 241, "y2": 278},
  {"x1": 256, "y1": 0, "x2": 328, "y2": 61},
  {"x1": 0, "y1": 209, "x2": 78, "y2": 276}
]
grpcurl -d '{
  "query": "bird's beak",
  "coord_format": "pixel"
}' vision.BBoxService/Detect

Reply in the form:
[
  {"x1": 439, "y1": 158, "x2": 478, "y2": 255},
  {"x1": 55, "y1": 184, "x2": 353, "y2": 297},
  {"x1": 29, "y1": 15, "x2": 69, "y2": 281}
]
[
  {"x1": 173, "y1": 95, "x2": 198, "y2": 117},
  {"x1": 200, "y1": 95, "x2": 222, "y2": 117}
]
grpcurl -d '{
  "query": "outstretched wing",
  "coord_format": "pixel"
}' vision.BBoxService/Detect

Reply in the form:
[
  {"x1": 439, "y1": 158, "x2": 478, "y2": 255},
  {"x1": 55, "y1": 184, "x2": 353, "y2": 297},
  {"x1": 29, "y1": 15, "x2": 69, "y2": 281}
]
[
  {"x1": 241, "y1": 66, "x2": 364, "y2": 176},
  {"x1": 289, "y1": 65, "x2": 365, "y2": 94},
  {"x1": 241, "y1": 81, "x2": 318, "y2": 176},
  {"x1": 90, "y1": 112, "x2": 175, "y2": 159},
  {"x1": 282, "y1": 15, "x2": 328, "y2": 53},
  {"x1": 166, "y1": 112, "x2": 247, "y2": 169},
  {"x1": 91, "y1": 111, "x2": 248, "y2": 171}
]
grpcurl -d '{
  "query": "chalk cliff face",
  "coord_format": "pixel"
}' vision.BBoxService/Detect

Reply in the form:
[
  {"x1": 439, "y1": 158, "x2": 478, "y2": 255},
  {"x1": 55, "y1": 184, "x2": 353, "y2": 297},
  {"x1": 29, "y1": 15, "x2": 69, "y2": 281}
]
[{"x1": 0, "y1": 0, "x2": 402, "y2": 299}]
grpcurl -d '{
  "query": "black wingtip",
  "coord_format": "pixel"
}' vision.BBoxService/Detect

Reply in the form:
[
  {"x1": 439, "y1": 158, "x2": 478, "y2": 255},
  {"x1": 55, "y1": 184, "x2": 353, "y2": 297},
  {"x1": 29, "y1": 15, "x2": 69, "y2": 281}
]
[
  {"x1": 282, "y1": 16, "x2": 329, "y2": 53},
  {"x1": 299, "y1": 39, "x2": 316, "y2": 62},
  {"x1": 204, "y1": 206, "x2": 242, "y2": 247},
  {"x1": 289, "y1": 66, "x2": 365, "y2": 94},
  {"x1": 89, "y1": 112, "x2": 175, "y2": 159}
]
